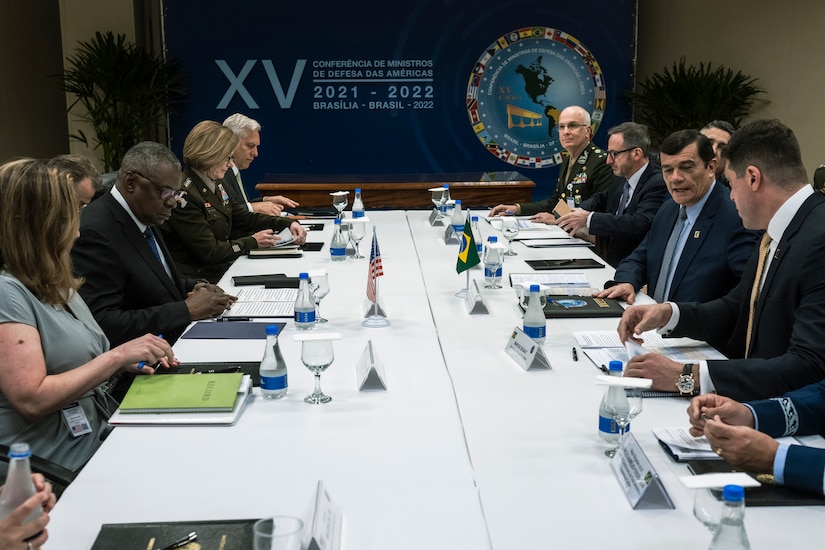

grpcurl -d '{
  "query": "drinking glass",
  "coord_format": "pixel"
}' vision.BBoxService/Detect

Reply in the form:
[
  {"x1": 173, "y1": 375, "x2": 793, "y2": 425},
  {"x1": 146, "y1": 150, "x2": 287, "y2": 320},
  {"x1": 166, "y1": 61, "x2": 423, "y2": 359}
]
[
  {"x1": 350, "y1": 220, "x2": 366, "y2": 259},
  {"x1": 331, "y1": 191, "x2": 348, "y2": 219},
  {"x1": 309, "y1": 271, "x2": 330, "y2": 323},
  {"x1": 693, "y1": 487, "x2": 724, "y2": 533},
  {"x1": 430, "y1": 188, "x2": 444, "y2": 211},
  {"x1": 301, "y1": 339, "x2": 335, "y2": 404},
  {"x1": 604, "y1": 387, "x2": 643, "y2": 458},
  {"x1": 501, "y1": 217, "x2": 520, "y2": 256},
  {"x1": 253, "y1": 516, "x2": 303, "y2": 550}
]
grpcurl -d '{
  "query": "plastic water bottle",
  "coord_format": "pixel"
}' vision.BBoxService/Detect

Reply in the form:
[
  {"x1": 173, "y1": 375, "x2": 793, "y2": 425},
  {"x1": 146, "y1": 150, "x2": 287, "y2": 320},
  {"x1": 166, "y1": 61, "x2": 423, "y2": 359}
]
[
  {"x1": 522, "y1": 284, "x2": 546, "y2": 344},
  {"x1": 470, "y1": 215, "x2": 483, "y2": 254},
  {"x1": 330, "y1": 219, "x2": 347, "y2": 261},
  {"x1": 483, "y1": 236, "x2": 503, "y2": 289},
  {"x1": 439, "y1": 184, "x2": 450, "y2": 217},
  {"x1": 351, "y1": 188, "x2": 365, "y2": 218},
  {"x1": 0, "y1": 443, "x2": 42, "y2": 527},
  {"x1": 450, "y1": 199, "x2": 465, "y2": 237},
  {"x1": 260, "y1": 325, "x2": 288, "y2": 399},
  {"x1": 598, "y1": 360, "x2": 628, "y2": 443},
  {"x1": 294, "y1": 272, "x2": 316, "y2": 329},
  {"x1": 708, "y1": 485, "x2": 751, "y2": 549}
]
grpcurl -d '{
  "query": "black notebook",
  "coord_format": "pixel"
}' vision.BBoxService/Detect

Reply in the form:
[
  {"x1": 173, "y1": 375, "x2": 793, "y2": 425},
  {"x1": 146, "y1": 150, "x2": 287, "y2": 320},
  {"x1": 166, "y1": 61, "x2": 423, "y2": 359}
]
[
  {"x1": 165, "y1": 361, "x2": 262, "y2": 387},
  {"x1": 520, "y1": 295, "x2": 623, "y2": 318},
  {"x1": 526, "y1": 258, "x2": 604, "y2": 270},
  {"x1": 232, "y1": 274, "x2": 298, "y2": 287},
  {"x1": 180, "y1": 321, "x2": 285, "y2": 340},
  {"x1": 91, "y1": 519, "x2": 258, "y2": 549},
  {"x1": 687, "y1": 460, "x2": 825, "y2": 506}
]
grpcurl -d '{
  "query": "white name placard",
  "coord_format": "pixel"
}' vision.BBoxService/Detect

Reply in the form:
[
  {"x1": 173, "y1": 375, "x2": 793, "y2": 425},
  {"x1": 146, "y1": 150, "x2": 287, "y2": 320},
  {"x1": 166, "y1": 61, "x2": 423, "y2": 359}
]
[
  {"x1": 463, "y1": 279, "x2": 489, "y2": 314},
  {"x1": 306, "y1": 481, "x2": 343, "y2": 550},
  {"x1": 442, "y1": 224, "x2": 460, "y2": 244},
  {"x1": 356, "y1": 340, "x2": 388, "y2": 390},
  {"x1": 504, "y1": 327, "x2": 551, "y2": 371},
  {"x1": 609, "y1": 433, "x2": 675, "y2": 509}
]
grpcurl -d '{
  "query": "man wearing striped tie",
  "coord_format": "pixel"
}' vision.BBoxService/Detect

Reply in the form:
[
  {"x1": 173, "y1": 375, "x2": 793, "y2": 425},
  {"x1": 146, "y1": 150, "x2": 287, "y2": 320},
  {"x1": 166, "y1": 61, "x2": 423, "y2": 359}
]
[{"x1": 618, "y1": 119, "x2": 825, "y2": 402}]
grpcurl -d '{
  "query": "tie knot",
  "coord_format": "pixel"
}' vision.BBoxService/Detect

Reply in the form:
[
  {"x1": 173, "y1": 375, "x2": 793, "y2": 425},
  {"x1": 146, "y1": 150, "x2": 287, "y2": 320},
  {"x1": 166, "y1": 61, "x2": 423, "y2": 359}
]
[
  {"x1": 760, "y1": 232, "x2": 771, "y2": 250},
  {"x1": 143, "y1": 227, "x2": 152, "y2": 238},
  {"x1": 678, "y1": 206, "x2": 687, "y2": 220}
]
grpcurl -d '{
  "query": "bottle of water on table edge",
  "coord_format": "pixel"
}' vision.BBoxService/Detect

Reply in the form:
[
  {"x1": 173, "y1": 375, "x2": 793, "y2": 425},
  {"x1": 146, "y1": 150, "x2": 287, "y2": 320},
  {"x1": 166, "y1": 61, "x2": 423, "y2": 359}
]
[
  {"x1": 598, "y1": 360, "x2": 629, "y2": 443},
  {"x1": 471, "y1": 215, "x2": 483, "y2": 254},
  {"x1": 0, "y1": 443, "x2": 42, "y2": 528},
  {"x1": 260, "y1": 325, "x2": 288, "y2": 399},
  {"x1": 351, "y1": 187, "x2": 365, "y2": 218},
  {"x1": 330, "y1": 218, "x2": 347, "y2": 261},
  {"x1": 450, "y1": 199, "x2": 465, "y2": 237},
  {"x1": 708, "y1": 485, "x2": 751, "y2": 549},
  {"x1": 294, "y1": 272, "x2": 316, "y2": 329},
  {"x1": 522, "y1": 284, "x2": 546, "y2": 344},
  {"x1": 439, "y1": 184, "x2": 450, "y2": 217},
  {"x1": 483, "y1": 235, "x2": 503, "y2": 289}
]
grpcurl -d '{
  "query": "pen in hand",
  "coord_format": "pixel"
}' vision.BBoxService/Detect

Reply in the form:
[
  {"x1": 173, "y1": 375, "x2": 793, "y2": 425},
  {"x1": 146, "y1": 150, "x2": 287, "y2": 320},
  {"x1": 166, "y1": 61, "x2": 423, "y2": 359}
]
[
  {"x1": 157, "y1": 531, "x2": 197, "y2": 550},
  {"x1": 137, "y1": 333, "x2": 164, "y2": 370}
]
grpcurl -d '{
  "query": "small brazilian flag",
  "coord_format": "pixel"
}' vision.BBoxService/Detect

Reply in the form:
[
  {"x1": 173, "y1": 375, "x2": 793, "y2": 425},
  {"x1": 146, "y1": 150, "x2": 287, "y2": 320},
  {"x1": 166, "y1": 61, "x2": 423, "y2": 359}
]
[{"x1": 456, "y1": 216, "x2": 480, "y2": 274}]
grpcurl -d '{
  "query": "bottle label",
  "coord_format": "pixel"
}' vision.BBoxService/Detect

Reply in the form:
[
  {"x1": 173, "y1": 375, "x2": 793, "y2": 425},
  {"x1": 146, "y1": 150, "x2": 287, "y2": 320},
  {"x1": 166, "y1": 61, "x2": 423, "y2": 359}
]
[
  {"x1": 598, "y1": 415, "x2": 630, "y2": 434},
  {"x1": 523, "y1": 325, "x2": 546, "y2": 339},
  {"x1": 260, "y1": 373, "x2": 288, "y2": 390},
  {"x1": 295, "y1": 310, "x2": 316, "y2": 323},
  {"x1": 330, "y1": 247, "x2": 346, "y2": 257},
  {"x1": 353, "y1": 210, "x2": 364, "y2": 218},
  {"x1": 484, "y1": 266, "x2": 502, "y2": 278}
]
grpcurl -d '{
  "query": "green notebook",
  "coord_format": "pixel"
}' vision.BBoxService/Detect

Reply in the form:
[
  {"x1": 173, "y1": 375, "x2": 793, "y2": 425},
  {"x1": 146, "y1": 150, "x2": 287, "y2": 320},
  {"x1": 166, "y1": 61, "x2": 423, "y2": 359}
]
[{"x1": 118, "y1": 373, "x2": 244, "y2": 413}]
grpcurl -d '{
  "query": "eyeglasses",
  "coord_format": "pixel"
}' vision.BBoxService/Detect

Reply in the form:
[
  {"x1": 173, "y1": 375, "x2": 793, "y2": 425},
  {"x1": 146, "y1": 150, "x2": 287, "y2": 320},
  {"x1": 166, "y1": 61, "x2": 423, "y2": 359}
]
[
  {"x1": 558, "y1": 122, "x2": 587, "y2": 131},
  {"x1": 130, "y1": 171, "x2": 185, "y2": 201},
  {"x1": 224, "y1": 155, "x2": 234, "y2": 165},
  {"x1": 607, "y1": 147, "x2": 638, "y2": 160}
]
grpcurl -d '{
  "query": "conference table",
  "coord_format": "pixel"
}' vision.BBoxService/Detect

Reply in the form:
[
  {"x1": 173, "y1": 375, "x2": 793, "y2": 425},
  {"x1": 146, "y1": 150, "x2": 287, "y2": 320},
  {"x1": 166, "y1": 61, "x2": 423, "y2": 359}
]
[{"x1": 47, "y1": 210, "x2": 824, "y2": 549}]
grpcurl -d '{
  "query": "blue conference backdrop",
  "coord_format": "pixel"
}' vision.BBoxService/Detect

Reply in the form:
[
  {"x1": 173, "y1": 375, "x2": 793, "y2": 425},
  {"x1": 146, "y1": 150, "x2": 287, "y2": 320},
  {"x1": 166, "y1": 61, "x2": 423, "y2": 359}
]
[{"x1": 163, "y1": 0, "x2": 636, "y2": 202}]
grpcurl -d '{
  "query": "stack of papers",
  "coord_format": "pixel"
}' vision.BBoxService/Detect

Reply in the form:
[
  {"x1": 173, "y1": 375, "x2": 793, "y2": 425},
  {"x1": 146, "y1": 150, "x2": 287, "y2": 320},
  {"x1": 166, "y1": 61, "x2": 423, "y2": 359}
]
[
  {"x1": 221, "y1": 288, "x2": 298, "y2": 318},
  {"x1": 653, "y1": 427, "x2": 722, "y2": 461},
  {"x1": 509, "y1": 272, "x2": 593, "y2": 296}
]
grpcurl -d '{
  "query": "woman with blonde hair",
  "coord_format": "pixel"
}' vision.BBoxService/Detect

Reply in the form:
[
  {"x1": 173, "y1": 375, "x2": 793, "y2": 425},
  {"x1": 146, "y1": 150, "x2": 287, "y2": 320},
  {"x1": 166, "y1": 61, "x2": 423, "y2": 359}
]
[
  {"x1": 0, "y1": 159, "x2": 174, "y2": 473},
  {"x1": 161, "y1": 120, "x2": 306, "y2": 283}
]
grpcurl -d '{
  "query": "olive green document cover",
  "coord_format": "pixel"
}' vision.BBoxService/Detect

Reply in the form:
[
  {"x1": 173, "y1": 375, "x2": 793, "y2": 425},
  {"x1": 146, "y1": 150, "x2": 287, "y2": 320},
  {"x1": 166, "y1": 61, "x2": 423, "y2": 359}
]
[
  {"x1": 91, "y1": 518, "x2": 257, "y2": 549},
  {"x1": 118, "y1": 373, "x2": 244, "y2": 413}
]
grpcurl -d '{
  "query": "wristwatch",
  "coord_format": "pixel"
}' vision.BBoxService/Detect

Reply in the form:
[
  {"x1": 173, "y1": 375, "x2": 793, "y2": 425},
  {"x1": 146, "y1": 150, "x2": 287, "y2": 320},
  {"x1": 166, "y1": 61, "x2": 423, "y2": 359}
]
[{"x1": 676, "y1": 363, "x2": 697, "y2": 396}]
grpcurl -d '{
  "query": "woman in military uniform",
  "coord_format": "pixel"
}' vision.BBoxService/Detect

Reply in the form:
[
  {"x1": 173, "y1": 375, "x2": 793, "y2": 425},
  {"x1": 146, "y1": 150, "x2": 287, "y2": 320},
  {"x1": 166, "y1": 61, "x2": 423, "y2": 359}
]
[{"x1": 161, "y1": 121, "x2": 306, "y2": 283}]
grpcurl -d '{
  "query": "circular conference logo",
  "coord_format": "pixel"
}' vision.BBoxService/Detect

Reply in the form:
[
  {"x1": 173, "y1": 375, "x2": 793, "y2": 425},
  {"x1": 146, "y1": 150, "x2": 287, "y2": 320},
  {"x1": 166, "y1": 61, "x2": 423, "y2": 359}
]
[{"x1": 466, "y1": 27, "x2": 606, "y2": 168}]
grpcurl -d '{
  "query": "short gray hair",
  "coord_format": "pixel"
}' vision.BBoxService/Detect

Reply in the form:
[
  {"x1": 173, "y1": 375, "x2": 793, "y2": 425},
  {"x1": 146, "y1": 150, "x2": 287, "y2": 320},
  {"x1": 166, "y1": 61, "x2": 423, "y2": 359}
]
[
  {"x1": 117, "y1": 141, "x2": 181, "y2": 184},
  {"x1": 608, "y1": 122, "x2": 651, "y2": 158},
  {"x1": 223, "y1": 113, "x2": 261, "y2": 137}
]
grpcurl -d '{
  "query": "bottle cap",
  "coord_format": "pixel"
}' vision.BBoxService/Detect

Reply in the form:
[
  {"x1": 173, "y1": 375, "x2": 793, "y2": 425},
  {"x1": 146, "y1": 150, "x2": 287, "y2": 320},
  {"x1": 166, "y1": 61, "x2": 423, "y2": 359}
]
[
  {"x1": 608, "y1": 360, "x2": 623, "y2": 372},
  {"x1": 334, "y1": 218, "x2": 342, "y2": 225},
  {"x1": 265, "y1": 325, "x2": 279, "y2": 336},
  {"x1": 299, "y1": 272, "x2": 309, "y2": 280},
  {"x1": 455, "y1": 200, "x2": 461, "y2": 205},
  {"x1": 8, "y1": 442, "x2": 31, "y2": 459},
  {"x1": 530, "y1": 284, "x2": 540, "y2": 292},
  {"x1": 471, "y1": 216, "x2": 479, "y2": 221},
  {"x1": 355, "y1": 188, "x2": 361, "y2": 193},
  {"x1": 443, "y1": 184, "x2": 449, "y2": 188},
  {"x1": 722, "y1": 484, "x2": 745, "y2": 502},
  {"x1": 488, "y1": 235, "x2": 498, "y2": 242}
]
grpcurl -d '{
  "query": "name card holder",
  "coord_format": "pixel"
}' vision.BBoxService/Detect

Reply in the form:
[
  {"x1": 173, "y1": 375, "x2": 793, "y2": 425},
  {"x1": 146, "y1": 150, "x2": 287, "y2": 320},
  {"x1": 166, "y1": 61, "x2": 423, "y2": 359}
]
[
  {"x1": 305, "y1": 481, "x2": 342, "y2": 550},
  {"x1": 442, "y1": 224, "x2": 460, "y2": 244},
  {"x1": 429, "y1": 208, "x2": 446, "y2": 226},
  {"x1": 464, "y1": 279, "x2": 489, "y2": 314},
  {"x1": 356, "y1": 340, "x2": 388, "y2": 390},
  {"x1": 609, "y1": 432, "x2": 675, "y2": 509},
  {"x1": 504, "y1": 327, "x2": 551, "y2": 370}
]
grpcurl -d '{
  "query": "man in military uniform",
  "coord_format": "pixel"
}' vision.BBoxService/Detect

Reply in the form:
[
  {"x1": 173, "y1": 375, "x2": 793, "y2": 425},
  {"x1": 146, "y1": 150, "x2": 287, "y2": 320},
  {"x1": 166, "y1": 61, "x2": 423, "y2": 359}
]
[{"x1": 490, "y1": 105, "x2": 615, "y2": 220}]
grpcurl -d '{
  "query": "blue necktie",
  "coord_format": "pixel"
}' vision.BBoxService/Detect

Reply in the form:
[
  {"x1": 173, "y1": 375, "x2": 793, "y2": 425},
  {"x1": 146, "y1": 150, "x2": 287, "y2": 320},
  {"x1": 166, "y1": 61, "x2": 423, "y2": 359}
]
[
  {"x1": 143, "y1": 227, "x2": 162, "y2": 262},
  {"x1": 652, "y1": 206, "x2": 688, "y2": 302},
  {"x1": 616, "y1": 180, "x2": 631, "y2": 215}
]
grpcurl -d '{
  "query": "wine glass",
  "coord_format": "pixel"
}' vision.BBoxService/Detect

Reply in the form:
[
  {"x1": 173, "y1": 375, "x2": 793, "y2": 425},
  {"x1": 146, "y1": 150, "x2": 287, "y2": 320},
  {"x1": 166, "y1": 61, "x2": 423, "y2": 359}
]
[
  {"x1": 430, "y1": 187, "x2": 444, "y2": 212},
  {"x1": 331, "y1": 191, "x2": 348, "y2": 220},
  {"x1": 309, "y1": 271, "x2": 330, "y2": 323},
  {"x1": 253, "y1": 516, "x2": 304, "y2": 550},
  {"x1": 604, "y1": 387, "x2": 643, "y2": 458},
  {"x1": 501, "y1": 217, "x2": 520, "y2": 256},
  {"x1": 350, "y1": 220, "x2": 366, "y2": 259},
  {"x1": 301, "y1": 339, "x2": 335, "y2": 404},
  {"x1": 694, "y1": 487, "x2": 724, "y2": 533}
]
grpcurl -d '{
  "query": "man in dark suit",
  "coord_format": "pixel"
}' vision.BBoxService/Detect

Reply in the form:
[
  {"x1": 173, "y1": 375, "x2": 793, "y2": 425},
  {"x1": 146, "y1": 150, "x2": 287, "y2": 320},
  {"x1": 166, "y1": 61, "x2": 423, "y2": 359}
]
[
  {"x1": 619, "y1": 119, "x2": 825, "y2": 401},
  {"x1": 489, "y1": 105, "x2": 614, "y2": 218},
  {"x1": 596, "y1": 129, "x2": 758, "y2": 304},
  {"x1": 700, "y1": 120, "x2": 735, "y2": 188},
  {"x1": 687, "y1": 383, "x2": 825, "y2": 496},
  {"x1": 222, "y1": 113, "x2": 298, "y2": 224},
  {"x1": 71, "y1": 141, "x2": 236, "y2": 347},
  {"x1": 556, "y1": 122, "x2": 668, "y2": 267}
]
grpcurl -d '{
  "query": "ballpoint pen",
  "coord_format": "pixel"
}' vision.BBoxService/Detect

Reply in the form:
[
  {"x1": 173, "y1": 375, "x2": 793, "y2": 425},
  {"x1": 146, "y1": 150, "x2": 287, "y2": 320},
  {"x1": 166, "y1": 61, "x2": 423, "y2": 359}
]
[
  {"x1": 137, "y1": 334, "x2": 164, "y2": 369},
  {"x1": 572, "y1": 347, "x2": 578, "y2": 361},
  {"x1": 158, "y1": 531, "x2": 197, "y2": 550},
  {"x1": 546, "y1": 299, "x2": 569, "y2": 310}
]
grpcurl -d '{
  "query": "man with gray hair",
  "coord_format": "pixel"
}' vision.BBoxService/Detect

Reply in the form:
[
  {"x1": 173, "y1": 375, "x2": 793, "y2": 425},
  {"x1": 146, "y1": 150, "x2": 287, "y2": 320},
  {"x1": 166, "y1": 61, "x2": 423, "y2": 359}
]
[
  {"x1": 556, "y1": 122, "x2": 667, "y2": 267},
  {"x1": 222, "y1": 113, "x2": 298, "y2": 217},
  {"x1": 71, "y1": 141, "x2": 235, "y2": 348}
]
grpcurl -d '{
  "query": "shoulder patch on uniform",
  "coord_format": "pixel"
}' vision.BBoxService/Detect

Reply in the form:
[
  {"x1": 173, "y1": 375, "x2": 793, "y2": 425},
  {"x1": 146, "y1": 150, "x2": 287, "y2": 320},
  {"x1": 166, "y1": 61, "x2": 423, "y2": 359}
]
[
  {"x1": 182, "y1": 177, "x2": 192, "y2": 188},
  {"x1": 232, "y1": 244, "x2": 242, "y2": 253}
]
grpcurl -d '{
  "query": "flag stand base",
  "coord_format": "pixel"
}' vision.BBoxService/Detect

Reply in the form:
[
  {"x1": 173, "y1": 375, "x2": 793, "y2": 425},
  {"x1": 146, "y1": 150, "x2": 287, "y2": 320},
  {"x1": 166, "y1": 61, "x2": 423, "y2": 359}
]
[
  {"x1": 362, "y1": 315, "x2": 391, "y2": 328},
  {"x1": 454, "y1": 288, "x2": 468, "y2": 298}
]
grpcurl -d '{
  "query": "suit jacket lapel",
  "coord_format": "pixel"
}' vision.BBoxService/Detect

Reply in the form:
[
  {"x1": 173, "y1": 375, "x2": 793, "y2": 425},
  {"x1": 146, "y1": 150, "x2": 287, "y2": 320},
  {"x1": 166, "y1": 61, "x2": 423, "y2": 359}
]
[
  {"x1": 670, "y1": 185, "x2": 722, "y2": 290},
  {"x1": 105, "y1": 194, "x2": 185, "y2": 300}
]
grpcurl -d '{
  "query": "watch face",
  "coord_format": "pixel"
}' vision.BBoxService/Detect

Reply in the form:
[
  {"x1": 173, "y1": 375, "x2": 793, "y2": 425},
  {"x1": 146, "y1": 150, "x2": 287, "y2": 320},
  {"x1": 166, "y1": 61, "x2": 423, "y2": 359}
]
[{"x1": 677, "y1": 375, "x2": 695, "y2": 394}]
